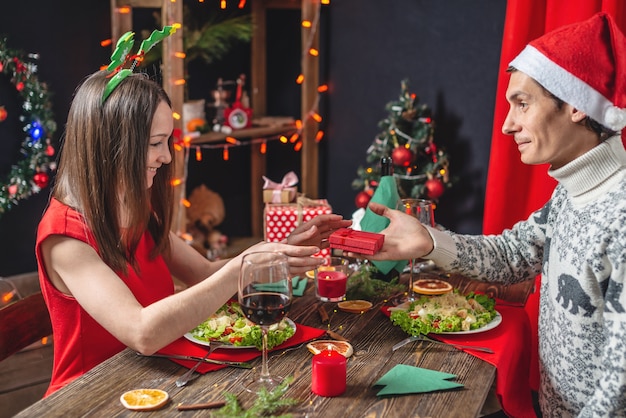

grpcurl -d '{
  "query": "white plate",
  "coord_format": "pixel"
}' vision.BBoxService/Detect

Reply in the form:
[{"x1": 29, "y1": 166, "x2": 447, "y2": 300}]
[
  {"x1": 184, "y1": 318, "x2": 296, "y2": 349},
  {"x1": 435, "y1": 311, "x2": 502, "y2": 335}
]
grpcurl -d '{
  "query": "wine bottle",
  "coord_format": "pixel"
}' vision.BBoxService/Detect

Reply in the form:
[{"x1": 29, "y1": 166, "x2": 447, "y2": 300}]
[{"x1": 381, "y1": 156, "x2": 393, "y2": 176}]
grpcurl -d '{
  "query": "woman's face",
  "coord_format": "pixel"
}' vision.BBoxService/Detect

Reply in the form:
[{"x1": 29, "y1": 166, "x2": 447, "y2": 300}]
[{"x1": 146, "y1": 101, "x2": 173, "y2": 188}]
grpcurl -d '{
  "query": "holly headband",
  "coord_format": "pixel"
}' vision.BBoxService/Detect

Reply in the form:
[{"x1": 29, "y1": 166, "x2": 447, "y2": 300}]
[{"x1": 102, "y1": 26, "x2": 177, "y2": 103}]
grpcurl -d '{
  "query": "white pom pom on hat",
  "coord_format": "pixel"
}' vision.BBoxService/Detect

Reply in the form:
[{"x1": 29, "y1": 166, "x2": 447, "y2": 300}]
[{"x1": 509, "y1": 12, "x2": 626, "y2": 131}]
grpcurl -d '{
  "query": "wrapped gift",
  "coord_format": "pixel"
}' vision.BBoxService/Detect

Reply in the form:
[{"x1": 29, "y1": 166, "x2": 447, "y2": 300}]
[
  {"x1": 329, "y1": 228, "x2": 384, "y2": 255},
  {"x1": 262, "y1": 171, "x2": 298, "y2": 203},
  {"x1": 264, "y1": 196, "x2": 332, "y2": 259}
]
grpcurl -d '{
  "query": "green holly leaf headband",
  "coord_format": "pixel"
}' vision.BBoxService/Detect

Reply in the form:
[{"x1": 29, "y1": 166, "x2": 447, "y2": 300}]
[{"x1": 102, "y1": 26, "x2": 177, "y2": 102}]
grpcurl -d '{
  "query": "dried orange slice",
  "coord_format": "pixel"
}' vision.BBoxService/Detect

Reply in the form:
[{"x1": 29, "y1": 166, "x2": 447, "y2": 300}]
[
  {"x1": 337, "y1": 300, "x2": 373, "y2": 314},
  {"x1": 307, "y1": 340, "x2": 354, "y2": 358},
  {"x1": 412, "y1": 278, "x2": 453, "y2": 295},
  {"x1": 120, "y1": 388, "x2": 169, "y2": 411},
  {"x1": 305, "y1": 270, "x2": 315, "y2": 279}
]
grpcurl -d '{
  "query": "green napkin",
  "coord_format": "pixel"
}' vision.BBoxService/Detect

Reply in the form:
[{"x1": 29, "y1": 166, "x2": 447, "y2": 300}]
[
  {"x1": 359, "y1": 175, "x2": 407, "y2": 275},
  {"x1": 374, "y1": 364, "x2": 463, "y2": 396},
  {"x1": 254, "y1": 277, "x2": 307, "y2": 297},
  {"x1": 292, "y1": 276, "x2": 307, "y2": 296}
]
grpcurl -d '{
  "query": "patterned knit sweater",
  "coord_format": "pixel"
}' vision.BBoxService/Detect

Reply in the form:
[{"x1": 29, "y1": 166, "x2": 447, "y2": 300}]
[{"x1": 426, "y1": 136, "x2": 626, "y2": 417}]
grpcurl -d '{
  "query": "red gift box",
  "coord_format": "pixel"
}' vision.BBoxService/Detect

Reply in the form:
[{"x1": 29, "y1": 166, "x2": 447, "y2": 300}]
[
  {"x1": 329, "y1": 228, "x2": 384, "y2": 255},
  {"x1": 264, "y1": 198, "x2": 332, "y2": 259}
]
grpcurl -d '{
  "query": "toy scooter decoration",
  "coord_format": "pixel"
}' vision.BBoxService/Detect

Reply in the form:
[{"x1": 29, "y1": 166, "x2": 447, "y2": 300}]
[{"x1": 223, "y1": 74, "x2": 253, "y2": 130}]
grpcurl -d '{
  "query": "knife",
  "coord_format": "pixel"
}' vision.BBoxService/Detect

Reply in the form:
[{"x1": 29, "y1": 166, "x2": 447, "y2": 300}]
[
  {"x1": 392, "y1": 336, "x2": 494, "y2": 354},
  {"x1": 135, "y1": 352, "x2": 253, "y2": 368}
]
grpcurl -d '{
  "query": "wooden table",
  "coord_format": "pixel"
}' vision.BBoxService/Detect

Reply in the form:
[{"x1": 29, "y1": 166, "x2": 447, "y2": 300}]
[{"x1": 15, "y1": 281, "x2": 496, "y2": 417}]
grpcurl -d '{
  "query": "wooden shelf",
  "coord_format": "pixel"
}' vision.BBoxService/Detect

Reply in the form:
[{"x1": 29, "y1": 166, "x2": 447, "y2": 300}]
[{"x1": 191, "y1": 118, "x2": 296, "y2": 145}]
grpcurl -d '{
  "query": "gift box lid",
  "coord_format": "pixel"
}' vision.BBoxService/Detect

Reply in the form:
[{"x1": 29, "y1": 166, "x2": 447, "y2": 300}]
[{"x1": 329, "y1": 228, "x2": 384, "y2": 251}]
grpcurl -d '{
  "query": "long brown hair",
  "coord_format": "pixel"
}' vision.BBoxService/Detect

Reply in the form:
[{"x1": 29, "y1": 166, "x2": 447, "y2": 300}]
[{"x1": 53, "y1": 71, "x2": 174, "y2": 274}]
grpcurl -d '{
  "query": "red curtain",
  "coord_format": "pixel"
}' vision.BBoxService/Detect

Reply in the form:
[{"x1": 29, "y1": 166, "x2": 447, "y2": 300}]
[{"x1": 483, "y1": 0, "x2": 626, "y2": 236}]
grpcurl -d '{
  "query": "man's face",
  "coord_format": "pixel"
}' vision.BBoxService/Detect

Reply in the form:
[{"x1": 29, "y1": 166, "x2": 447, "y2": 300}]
[{"x1": 502, "y1": 71, "x2": 596, "y2": 170}]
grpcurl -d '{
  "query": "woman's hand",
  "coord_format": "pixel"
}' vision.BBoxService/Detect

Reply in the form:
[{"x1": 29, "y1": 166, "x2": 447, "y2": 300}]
[{"x1": 285, "y1": 213, "x2": 352, "y2": 248}]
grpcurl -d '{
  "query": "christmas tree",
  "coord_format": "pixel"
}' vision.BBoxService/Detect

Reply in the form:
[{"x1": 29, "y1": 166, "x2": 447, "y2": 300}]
[{"x1": 352, "y1": 79, "x2": 452, "y2": 209}]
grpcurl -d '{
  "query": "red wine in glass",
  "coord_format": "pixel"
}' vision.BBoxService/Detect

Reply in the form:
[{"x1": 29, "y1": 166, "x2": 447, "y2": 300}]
[{"x1": 241, "y1": 292, "x2": 291, "y2": 325}]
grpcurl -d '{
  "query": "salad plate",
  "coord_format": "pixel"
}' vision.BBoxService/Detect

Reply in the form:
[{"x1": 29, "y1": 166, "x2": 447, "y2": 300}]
[
  {"x1": 388, "y1": 291, "x2": 499, "y2": 335},
  {"x1": 185, "y1": 301, "x2": 296, "y2": 349},
  {"x1": 437, "y1": 311, "x2": 502, "y2": 335},
  {"x1": 185, "y1": 318, "x2": 296, "y2": 349}
]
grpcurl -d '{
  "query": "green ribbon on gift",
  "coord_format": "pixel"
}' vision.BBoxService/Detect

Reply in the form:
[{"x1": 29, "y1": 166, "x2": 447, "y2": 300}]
[
  {"x1": 374, "y1": 364, "x2": 464, "y2": 396},
  {"x1": 359, "y1": 175, "x2": 407, "y2": 275},
  {"x1": 253, "y1": 276, "x2": 307, "y2": 297}
]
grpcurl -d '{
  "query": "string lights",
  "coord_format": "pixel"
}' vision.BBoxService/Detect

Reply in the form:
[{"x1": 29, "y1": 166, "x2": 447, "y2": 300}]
[{"x1": 106, "y1": 0, "x2": 330, "y2": 235}]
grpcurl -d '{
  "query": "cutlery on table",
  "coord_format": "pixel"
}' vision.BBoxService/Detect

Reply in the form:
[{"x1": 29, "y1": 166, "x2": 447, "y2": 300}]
[
  {"x1": 392, "y1": 335, "x2": 494, "y2": 354},
  {"x1": 135, "y1": 351, "x2": 252, "y2": 369},
  {"x1": 175, "y1": 351, "x2": 210, "y2": 387},
  {"x1": 175, "y1": 340, "x2": 228, "y2": 387}
]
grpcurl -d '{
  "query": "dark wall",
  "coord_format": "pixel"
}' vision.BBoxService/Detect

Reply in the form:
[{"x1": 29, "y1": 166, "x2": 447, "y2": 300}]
[
  {"x1": 0, "y1": 0, "x2": 111, "y2": 276},
  {"x1": 0, "y1": 0, "x2": 505, "y2": 275},
  {"x1": 326, "y1": 1, "x2": 506, "y2": 234}
]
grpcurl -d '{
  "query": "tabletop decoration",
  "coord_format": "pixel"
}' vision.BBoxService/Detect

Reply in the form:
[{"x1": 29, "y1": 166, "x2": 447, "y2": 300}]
[
  {"x1": 212, "y1": 375, "x2": 298, "y2": 418},
  {"x1": 311, "y1": 346, "x2": 347, "y2": 397},
  {"x1": 345, "y1": 263, "x2": 405, "y2": 301},
  {"x1": 0, "y1": 36, "x2": 56, "y2": 219},
  {"x1": 374, "y1": 364, "x2": 463, "y2": 396}
]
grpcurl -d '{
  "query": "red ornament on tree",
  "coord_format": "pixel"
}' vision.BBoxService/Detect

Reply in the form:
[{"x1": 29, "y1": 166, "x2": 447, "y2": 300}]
[
  {"x1": 354, "y1": 190, "x2": 372, "y2": 209},
  {"x1": 33, "y1": 172, "x2": 49, "y2": 189},
  {"x1": 45, "y1": 144, "x2": 55, "y2": 157},
  {"x1": 425, "y1": 178, "x2": 445, "y2": 200},
  {"x1": 391, "y1": 146, "x2": 413, "y2": 167}
]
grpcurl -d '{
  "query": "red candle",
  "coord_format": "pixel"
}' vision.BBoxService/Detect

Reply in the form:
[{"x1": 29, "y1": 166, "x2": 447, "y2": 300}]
[
  {"x1": 311, "y1": 348, "x2": 347, "y2": 397},
  {"x1": 316, "y1": 270, "x2": 347, "y2": 301}
]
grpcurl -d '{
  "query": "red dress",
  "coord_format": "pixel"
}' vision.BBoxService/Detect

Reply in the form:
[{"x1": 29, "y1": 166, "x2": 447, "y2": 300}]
[{"x1": 35, "y1": 198, "x2": 174, "y2": 396}]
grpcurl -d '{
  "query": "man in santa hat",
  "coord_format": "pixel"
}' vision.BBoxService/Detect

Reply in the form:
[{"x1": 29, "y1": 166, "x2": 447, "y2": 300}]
[{"x1": 356, "y1": 12, "x2": 626, "y2": 417}]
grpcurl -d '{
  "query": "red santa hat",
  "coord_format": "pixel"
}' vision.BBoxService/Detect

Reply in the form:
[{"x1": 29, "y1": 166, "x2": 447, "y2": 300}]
[{"x1": 509, "y1": 12, "x2": 626, "y2": 131}]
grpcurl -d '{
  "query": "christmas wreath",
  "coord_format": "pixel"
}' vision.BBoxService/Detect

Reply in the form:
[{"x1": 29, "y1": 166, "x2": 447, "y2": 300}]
[{"x1": 0, "y1": 36, "x2": 56, "y2": 218}]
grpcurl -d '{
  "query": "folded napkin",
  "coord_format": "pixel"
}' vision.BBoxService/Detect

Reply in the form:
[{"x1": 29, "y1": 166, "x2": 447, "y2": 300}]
[
  {"x1": 359, "y1": 175, "x2": 406, "y2": 275},
  {"x1": 381, "y1": 304, "x2": 537, "y2": 417},
  {"x1": 374, "y1": 364, "x2": 463, "y2": 396},
  {"x1": 254, "y1": 276, "x2": 307, "y2": 297},
  {"x1": 159, "y1": 321, "x2": 325, "y2": 373}
]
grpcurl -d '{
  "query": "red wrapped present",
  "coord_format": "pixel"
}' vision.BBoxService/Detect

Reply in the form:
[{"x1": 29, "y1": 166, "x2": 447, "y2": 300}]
[
  {"x1": 264, "y1": 196, "x2": 332, "y2": 259},
  {"x1": 329, "y1": 228, "x2": 384, "y2": 255}
]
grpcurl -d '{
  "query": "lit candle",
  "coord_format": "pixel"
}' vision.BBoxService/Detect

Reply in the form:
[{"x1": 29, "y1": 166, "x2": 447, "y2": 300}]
[
  {"x1": 311, "y1": 347, "x2": 347, "y2": 397},
  {"x1": 315, "y1": 270, "x2": 347, "y2": 302}
]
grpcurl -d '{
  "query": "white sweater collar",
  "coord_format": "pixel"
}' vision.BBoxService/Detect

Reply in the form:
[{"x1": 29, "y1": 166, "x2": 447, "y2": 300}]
[{"x1": 548, "y1": 136, "x2": 626, "y2": 202}]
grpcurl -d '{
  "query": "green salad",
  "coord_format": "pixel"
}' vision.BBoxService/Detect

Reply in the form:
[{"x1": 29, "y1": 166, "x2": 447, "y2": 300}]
[
  {"x1": 390, "y1": 291, "x2": 497, "y2": 335},
  {"x1": 189, "y1": 301, "x2": 295, "y2": 350}
]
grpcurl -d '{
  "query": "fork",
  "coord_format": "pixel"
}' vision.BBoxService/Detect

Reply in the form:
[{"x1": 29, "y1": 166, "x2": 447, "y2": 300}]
[{"x1": 175, "y1": 340, "x2": 225, "y2": 387}]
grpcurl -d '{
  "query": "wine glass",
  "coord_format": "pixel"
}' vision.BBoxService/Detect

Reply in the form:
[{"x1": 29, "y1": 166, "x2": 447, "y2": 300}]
[
  {"x1": 239, "y1": 251, "x2": 292, "y2": 393},
  {"x1": 394, "y1": 198, "x2": 435, "y2": 304}
]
